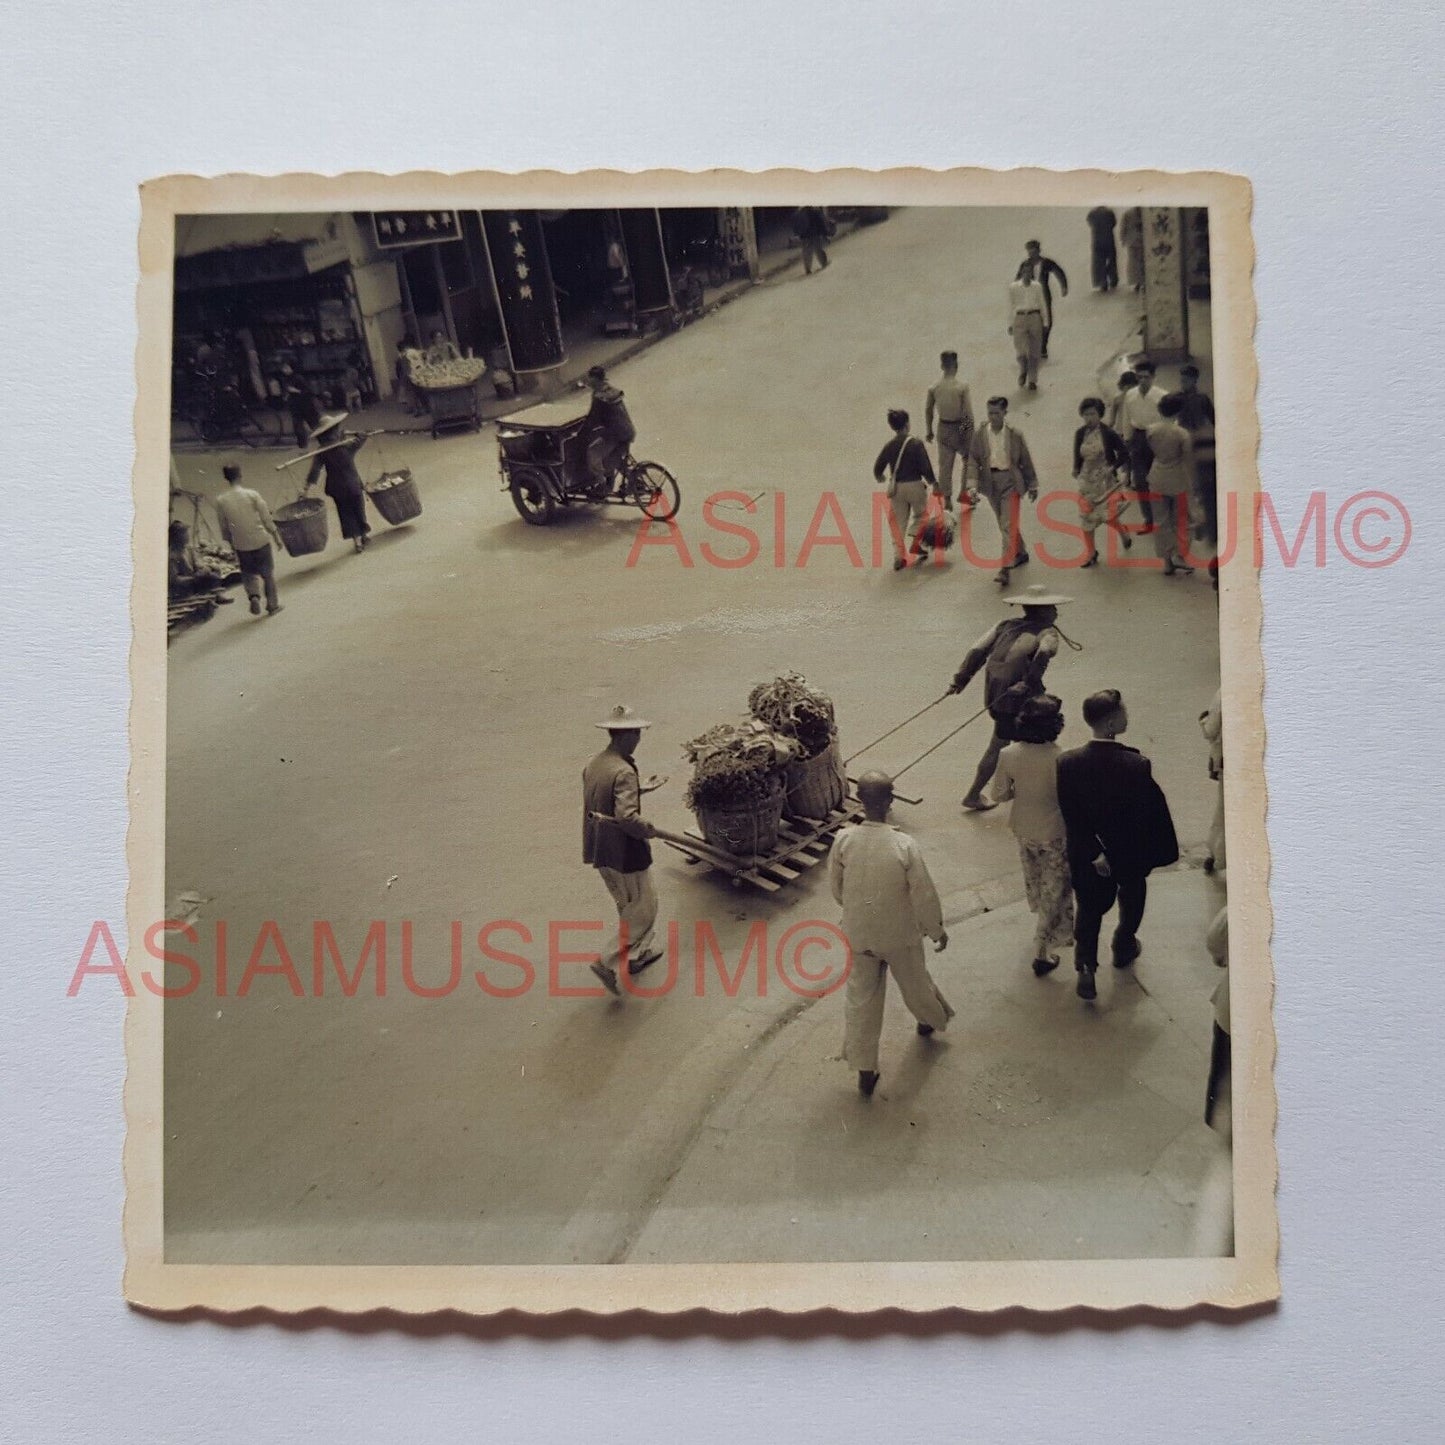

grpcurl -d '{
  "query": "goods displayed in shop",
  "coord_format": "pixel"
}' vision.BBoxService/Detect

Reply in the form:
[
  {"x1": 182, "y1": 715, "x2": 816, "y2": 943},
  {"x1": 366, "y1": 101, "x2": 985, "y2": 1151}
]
[{"x1": 407, "y1": 355, "x2": 487, "y2": 391}]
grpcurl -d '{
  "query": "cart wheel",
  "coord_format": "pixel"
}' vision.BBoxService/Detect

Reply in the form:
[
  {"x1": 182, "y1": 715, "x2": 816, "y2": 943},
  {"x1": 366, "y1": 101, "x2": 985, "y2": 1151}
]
[
  {"x1": 509, "y1": 468, "x2": 557, "y2": 526},
  {"x1": 626, "y1": 462, "x2": 681, "y2": 523}
]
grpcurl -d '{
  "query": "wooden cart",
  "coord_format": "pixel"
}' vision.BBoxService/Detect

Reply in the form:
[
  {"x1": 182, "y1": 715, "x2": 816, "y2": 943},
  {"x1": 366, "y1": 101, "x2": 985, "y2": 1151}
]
[{"x1": 657, "y1": 798, "x2": 867, "y2": 892}]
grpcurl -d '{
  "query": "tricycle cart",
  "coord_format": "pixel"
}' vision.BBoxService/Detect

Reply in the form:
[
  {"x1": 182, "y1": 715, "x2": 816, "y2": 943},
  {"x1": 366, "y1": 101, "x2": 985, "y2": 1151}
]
[{"x1": 496, "y1": 398, "x2": 681, "y2": 527}]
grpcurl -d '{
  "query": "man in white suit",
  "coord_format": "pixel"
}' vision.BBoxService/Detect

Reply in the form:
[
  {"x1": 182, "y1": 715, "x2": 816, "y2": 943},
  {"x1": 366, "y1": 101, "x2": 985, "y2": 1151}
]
[{"x1": 829, "y1": 771, "x2": 953, "y2": 1097}]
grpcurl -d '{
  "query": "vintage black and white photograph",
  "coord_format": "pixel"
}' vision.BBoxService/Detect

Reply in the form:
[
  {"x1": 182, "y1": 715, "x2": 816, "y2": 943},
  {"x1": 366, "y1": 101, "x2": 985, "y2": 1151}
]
[{"x1": 126, "y1": 169, "x2": 1273, "y2": 1314}]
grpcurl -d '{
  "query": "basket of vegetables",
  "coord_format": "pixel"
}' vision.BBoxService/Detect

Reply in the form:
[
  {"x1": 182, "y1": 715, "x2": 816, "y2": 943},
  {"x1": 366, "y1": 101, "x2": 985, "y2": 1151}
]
[
  {"x1": 365, "y1": 468, "x2": 422, "y2": 525},
  {"x1": 748, "y1": 673, "x2": 847, "y2": 820},
  {"x1": 683, "y1": 721, "x2": 798, "y2": 857}
]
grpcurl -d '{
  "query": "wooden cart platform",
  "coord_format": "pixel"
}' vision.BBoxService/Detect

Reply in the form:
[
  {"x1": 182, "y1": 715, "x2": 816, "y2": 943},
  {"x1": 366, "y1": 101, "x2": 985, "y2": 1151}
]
[{"x1": 660, "y1": 800, "x2": 866, "y2": 891}]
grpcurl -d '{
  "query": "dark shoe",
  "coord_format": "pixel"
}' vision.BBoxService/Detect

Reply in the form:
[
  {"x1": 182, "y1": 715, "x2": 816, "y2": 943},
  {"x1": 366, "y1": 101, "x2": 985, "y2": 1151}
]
[
  {"x1": 266, "y1": 604, "x2": 284, "y2": 616},
  {"x1": 857, "y1": 1070, "x2": 880, "y2": 1097},
  {"x1": 1076, "y1": 967, "x2": 1098, "y2": 1001},
  {"x1": 1122, "y1": 534, "x2": 1133, "y2": 550},
  {"x1": 1027, "y1": 381, "x2": 1038, "y2": 392},
  {"x1": 1203, "y1": 855, "x2": 1216, "y2": 875},
  {"x1": 248, "y1": 596, "x2": 262, "y2": 616},
  {"x1": 961, "y1": 796, "x2": 997, "y2": 813},
  {"x1": 1013, "y1": 550, "x2": 1030, "y2": 567},
  {"x1": 1080, "y1": 551, "x2": 1099, "y2": 568},
  {"x1": 214, "y1": 593, "x2": 235, "y2": 604},
  {"x1": 1032, "y1": 954, "x2": 1061, "y2": 977},
  {"x1": 916, "y1": 1022, "x2": 935, "y2": 1037},
  {"x1": 892, "y1": 556, "x2": 908, "y2": 571},
  {"x1": 1112, "y1": 936, "x2": 1141, "y2": 968},
  {"x1": 994, "y1": 567, "x2": 1011, "y2": 586},
  {"x1": 589, "y1": 962, "x2": 621, "y2": 997},
  {"x1": 627, "y1": 951, "x2": 663, "y2": 977}
]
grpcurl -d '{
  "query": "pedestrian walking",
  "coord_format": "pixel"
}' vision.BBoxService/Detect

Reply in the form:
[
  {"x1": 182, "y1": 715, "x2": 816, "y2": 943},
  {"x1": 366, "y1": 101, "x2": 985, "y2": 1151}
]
[
  {"x1": 829, "y1": 770, "x2": 954, "y2": 1098},
  {"x1": 989, "y1": 694, "x2": 1076, "y2": 977},
  {"x1": 582, "y1": 704, "x2": 666, "y2": 996},
  {"x1": 966, "y1": 397, "x2": 1039, "y2": 584},
  {"x1": 1086, "y1": 207, "x2": 1119, "y2": 291},
  {"x1": 1177, "y1": 363, "x2": 1218, "y2": 545},
  {"x1": 213, "y1": 463, "x2": 284, "y2": 617},
  {"x1": 1119, "y1": 359, "x2": 1169, "y2": 528},
  {"x1": 792, "y1": 205, "x2": 832, "y2": 274},
  {"x1": 1007, "y1": 263, "x2": 1046, "y2": 390},
  {"x1": 873, "y1": 408, "x2": 940, "y2": 571},
  {"x1": 1072, "y1": 397, "x2": 1133, "y2": 566},
  {"x1": 1057, "y1": 689, "x2": 1179, "y2": 1000},
  {"x1": 924, "y1": 351, "x2": 975, "y2": 510},
  {"x1": 1106, "y1": 369, "x2": 1136, "y2": 435},
  {"x1": 948, "y1": 583, "x2": 1072, "y2": 811},
  {"x1": 1120, "y1": 207, "x2": 1146, "y2": 292},
  {"x1": 1199, "y1": 689, "x2": 1226, "y2": 874},
  {"x1": 305, "y1": 412, "x2": 372, "y2": 553},
  {"x1": 1018, "y1": 240, "x2": 1069, "y2": 358},
  {"x1": 1146, "y1": 393, "x2": 1196, "y2": 575}
]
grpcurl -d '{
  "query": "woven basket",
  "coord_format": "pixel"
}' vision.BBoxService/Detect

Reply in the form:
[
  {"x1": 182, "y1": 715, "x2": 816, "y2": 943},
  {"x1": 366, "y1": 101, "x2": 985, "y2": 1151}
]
[
  {"x1": 695, "y1": 784, "x2": 786, "y2": 858},
  {"x1": 366, "y1": 470, "x2": 422, "y2": 525},
  {"x1": 784, "y1": 738, "x2": 847, "y2": 820},
  {"x1": 273, "y1": 497, "x2": 328, "y2": 557}
]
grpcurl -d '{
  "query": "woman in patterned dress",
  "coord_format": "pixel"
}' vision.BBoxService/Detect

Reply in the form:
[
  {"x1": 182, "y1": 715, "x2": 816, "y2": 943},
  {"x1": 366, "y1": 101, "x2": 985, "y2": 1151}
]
[
  {"x1": 989, "y1": 694, "x2": 1075, "y2": 977},
  {"x1": 1072, "y1": 397, "x2": 1132, "y2": 566}
]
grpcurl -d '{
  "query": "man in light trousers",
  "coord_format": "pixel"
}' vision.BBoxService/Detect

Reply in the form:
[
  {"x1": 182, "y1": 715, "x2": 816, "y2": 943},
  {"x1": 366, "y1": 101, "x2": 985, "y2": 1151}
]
[
  {"x1": 583, "y1": 704, "x2": 666, "y2": 995},
  {"x1": 830, "y1": 771, "x2": 954, "y2": 1097}
]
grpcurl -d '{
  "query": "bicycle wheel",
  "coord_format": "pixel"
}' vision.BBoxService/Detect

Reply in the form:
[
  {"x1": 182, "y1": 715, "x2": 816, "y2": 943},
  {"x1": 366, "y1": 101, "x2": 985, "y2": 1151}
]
[
  {"x1": 626, "y1": 462, "x2": 680, "y2": 523},
  {"x1": 237, "y1": 406, "x2": 282, "y2": 448}
]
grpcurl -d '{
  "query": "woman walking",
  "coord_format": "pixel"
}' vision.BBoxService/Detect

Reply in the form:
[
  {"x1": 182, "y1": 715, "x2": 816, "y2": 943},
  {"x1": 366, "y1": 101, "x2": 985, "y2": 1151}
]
[
  {"x1": 1146, "y1": 393, "x2": 1196, "y2": 576},
  {"x1": 1072, "y1": 397, "x2": 1133, "y2": 566},
  {"x1": 989, "y1": 694, "x2": 1075, "y2": 977},
  {"x1": 305, "y1": 411, "x2": 372, "y2": 554}
]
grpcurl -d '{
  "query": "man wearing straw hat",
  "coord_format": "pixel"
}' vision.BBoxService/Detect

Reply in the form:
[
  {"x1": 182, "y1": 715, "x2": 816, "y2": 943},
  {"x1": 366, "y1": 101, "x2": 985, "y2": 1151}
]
[
  {"x1": 304, "y1": 411, "x2": 372, "y2": 554},
  {"x1": 583, "y1": 704, "x2": 666, "y2": 996},
  {"x1": 830, "y1": 770, "x2": 953, "y2": 1098},
  {"x1": 948, "y1": 583, "x2": 1073, "y2": 812}
]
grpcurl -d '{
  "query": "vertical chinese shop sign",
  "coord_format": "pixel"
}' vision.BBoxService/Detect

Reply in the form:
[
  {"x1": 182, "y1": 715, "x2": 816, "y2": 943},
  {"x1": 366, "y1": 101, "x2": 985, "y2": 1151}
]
[
  {"x1": 479, "y1": 211, "x2": 566, "y2": 374},
  {"x1": 1142, "y1": 206, "x2": 1190, "y2": 364}
]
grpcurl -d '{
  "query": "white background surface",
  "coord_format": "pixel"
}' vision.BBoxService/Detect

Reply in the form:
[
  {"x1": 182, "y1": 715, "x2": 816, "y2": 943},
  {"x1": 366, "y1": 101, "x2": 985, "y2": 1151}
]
[{"x1": 2, "y1": 1, "x2": 1442, "y2": 1439}]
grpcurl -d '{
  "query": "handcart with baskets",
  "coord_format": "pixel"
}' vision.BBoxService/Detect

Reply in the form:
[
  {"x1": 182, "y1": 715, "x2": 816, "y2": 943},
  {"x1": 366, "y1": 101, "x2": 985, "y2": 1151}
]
[{"x1": 496, "y1": 398, "x2": 681, "y2": 527}]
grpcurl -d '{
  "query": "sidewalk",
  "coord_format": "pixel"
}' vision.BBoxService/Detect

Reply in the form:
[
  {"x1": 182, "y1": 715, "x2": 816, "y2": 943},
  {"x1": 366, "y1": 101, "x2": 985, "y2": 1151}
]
[
  {"x1": 611, "y1": 866, "x2": 1232, "y2": 1265},
  {"x1": 171, "y1": 217, "x2": 875, "y2": 450}
]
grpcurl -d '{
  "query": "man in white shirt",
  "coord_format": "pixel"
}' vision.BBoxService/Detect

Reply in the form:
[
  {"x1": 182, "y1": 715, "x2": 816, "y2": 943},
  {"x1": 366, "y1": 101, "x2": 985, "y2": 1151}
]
[
  {"x1": 1007, "y1": 262, "x2": 1046, "y2": 390},
  {"x1": 213, "y1": 463, "x2": 285, "y2": 616},
  {"x1": 829, "y1": 771, "x2": 953, "y2": 1097},
  {"x1": 1119, "y1": 359, "x2": 1168, "y2": 528}
]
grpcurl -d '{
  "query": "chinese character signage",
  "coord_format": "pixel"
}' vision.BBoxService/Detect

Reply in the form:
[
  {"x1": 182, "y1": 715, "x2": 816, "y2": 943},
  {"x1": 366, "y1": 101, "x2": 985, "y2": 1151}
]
[
  {"x1": 718, "y1": 206, "x2": 757, "y2": 279},
  {"x1": 479, "y1": 210, "x2": 564, "y2": 373},
  {"x1": 371, "y1": 211, "x2": 462, "y2": 249},
  {"x1": 1142, "y1": 207, "x2": 1190, "y2": 362}
]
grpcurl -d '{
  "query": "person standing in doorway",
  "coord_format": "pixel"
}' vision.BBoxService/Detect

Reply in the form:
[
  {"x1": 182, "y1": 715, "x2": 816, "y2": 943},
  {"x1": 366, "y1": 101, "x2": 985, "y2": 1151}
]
[
  {"x1": 305, "y1": 412, "x2": 372, "y2": 554},
  {"x1": 792, "y1": 205, "x2": 832, "y2": 275},
  {"x1": 830, "y1": 770, "x2": 953, "y2": 1098},
  {"x1": 948, "y1": 584, "x2": 1072, "y2": 811},
  {"x1": 1057, "y1": 689, "x2": 1179, "y2": 1000},
  {"x1": 1018, "y1": 240, "x2": 1069, "y2": 358},
  {"x1": 873, "y1": 408, "x2": 939, "y2": 571},
  {"x1": 1007, "y1": 263, "x2": 1046, "y2": 390},
  {"x1": 966, "y1": 397, "x2": 1039, "y2": 584},
  {"x1": 583, "y1": 704, "x2": 666, "y2": 996},
  {"x1": 1120, "y1": 359, "x2": 1168, "y2": 529},
  {"x1": 214, "y1": 463, "x2": 284, "y2": 617},
  {"x1": 1086, "y1": 207, "x2": 1119, "y2": 291},
  {"x1": 989, "y1": 694, "x2": 1075, "y2": 978},
  {"x1": 924, "y1": 351, "x2": 975, "y2": 511}
]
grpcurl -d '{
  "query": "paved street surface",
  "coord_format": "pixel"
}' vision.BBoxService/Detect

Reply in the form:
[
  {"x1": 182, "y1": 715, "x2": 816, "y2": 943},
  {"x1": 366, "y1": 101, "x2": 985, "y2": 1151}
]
[{"x1": 165, "y1": 206, "x2": 1230, "y2": 1265}]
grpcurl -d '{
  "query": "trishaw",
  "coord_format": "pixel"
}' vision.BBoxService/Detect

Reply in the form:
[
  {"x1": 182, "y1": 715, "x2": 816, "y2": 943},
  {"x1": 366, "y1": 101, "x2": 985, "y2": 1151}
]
[{"x1": 495, "y1": 398, "x2": 681, "y2": 527}]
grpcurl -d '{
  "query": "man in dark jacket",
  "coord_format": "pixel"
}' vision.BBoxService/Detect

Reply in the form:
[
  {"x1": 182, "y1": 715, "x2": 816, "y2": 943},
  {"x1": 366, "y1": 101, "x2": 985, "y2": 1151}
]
[
  {"x1": 584, "y1": 365, "x2": 637, "y2": 494},
  {"x1": 1056, "y1": 689, "x2": 1179, "y2": 1000},
  {"x1": 583, "y1": 704, "x2": 665, "y2": 995},
  {"x1": 1018, "y1": 240, "x2": 1069, "y2": 357},
  {"x1": 792, "y1": 205, "x2": 832, "y2": 274}
]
